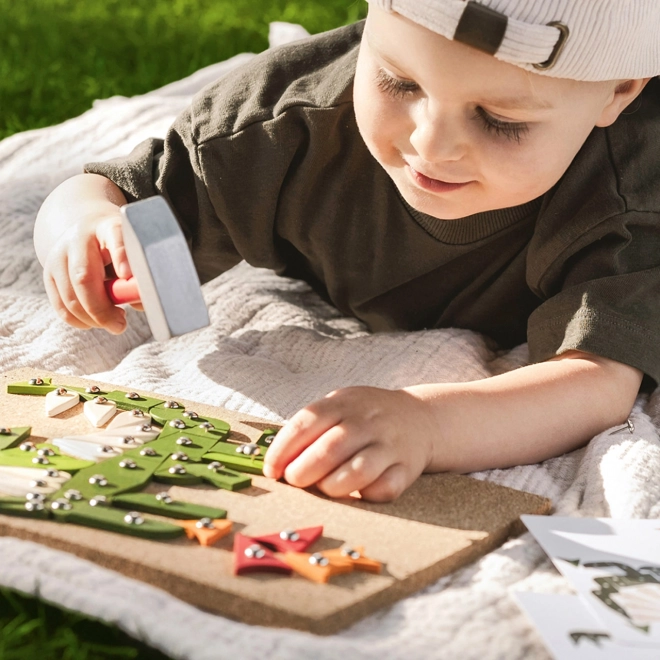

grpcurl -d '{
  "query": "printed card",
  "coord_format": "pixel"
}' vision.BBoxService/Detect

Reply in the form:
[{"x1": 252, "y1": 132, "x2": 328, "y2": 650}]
[
  {"x1": 521, "y1": 516, "x2": 660, "y2": 648},
  {"x1": 514, "y1": 592, "x2": 660, "y2": 659}
]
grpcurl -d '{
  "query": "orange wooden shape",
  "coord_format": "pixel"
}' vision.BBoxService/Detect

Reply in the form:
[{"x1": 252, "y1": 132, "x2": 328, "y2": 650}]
[
  {"x1": 181, "y1": 519, "x2": 232, "y2": 547},
  {"x1": 281, "y1": 551, "x2": 354, "y2": 584},
  {"x1": 323, "y1": 546, "x2": 382, "y2": 574}
]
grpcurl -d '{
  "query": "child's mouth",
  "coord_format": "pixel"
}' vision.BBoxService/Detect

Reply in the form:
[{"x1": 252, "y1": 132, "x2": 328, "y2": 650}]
[{"x1": 407, "y1": 165, "x2": 471, "y2": 193}]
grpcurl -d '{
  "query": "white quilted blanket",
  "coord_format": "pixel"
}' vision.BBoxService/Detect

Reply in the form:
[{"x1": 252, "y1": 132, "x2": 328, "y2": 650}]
[{"x1": 1, "y1": 23, "x2": 659, "y2": 660}]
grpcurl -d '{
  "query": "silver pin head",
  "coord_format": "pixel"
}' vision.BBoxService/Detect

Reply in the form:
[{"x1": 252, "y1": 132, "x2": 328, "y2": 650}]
[
  {"x1": 309, "y1": 553, "x2": 329, "y2": 567},
  {"x1": 93, "y1": 396, "x2": 109, "y2": 404},
  {"x1": 45, "y1": 469, "x2": 60, "y2": 478},
  {"x1": 19, "y1": 442, "x2": 35, "y2": 452},
  {"x1": 86, "y1": 385, "x2": 101, "y2": 394},
  {"x1": 164, "y1": 400, "x2": 180, "y2": 409},
  {"x1": 207, "y1": 461, "x2": 224, "y2": 472},
  {"x1": 51, "y1": 498, "x2": 72, "y2": 511},
  {"x1": 137, "y1": 424, "x2": 153, "y2": 432},
  {"x1": 122, "y1": 436, "x2": 140, "y2": 445},
  {"x1": 279, "y1": 529, "x2": 300, "y2": 542},
  {"x1": 182, "y1": 410, "x2": 198, "y2": 419},
  {"x1": 37, "y1": 447, "x2": 55, "y2": 457},
  {"x1": 236, "y1": 444, "x2": 261, "y2": 456},
  {"x1": 169, "y1": 419, "x2": 186, "y2": 429},
  {"x1": 124, "y1": 511, "x2": 144, "y2": 525},
  {"x1": 89, "y1": 495, "x2": 108, "y2": 507},
  {"x1": 176, "y1": 437, "x2": 192, "y2": 446},
  {"x1": 196, "y1": 517, "x2": 215, "y2": 529},
  {"x1": 98, "y1": 445, "x2": 116, "y2": 454},
  {"x1": 29, "y1": 479, "x2": 47, "y2": 488},
  {"x1": 140, "y1": 447, "x2": 157, "y2": 457},
  {"x1": 64, "y1": 489, "x2": 83, "y2": 501},
  {"x1": 130, "y1": 409, "x2": 145, "y2": 417},
  {"x1": 0, "y1": 427, "x2": 11, "y2": 435},
  {"x1": 55, "y1": 387, "x2": 68, "y2": 395},
  {"x1": 341, "y1": 547, "x2": 361, "y2": 560},
  {"x1": 244, "y1": 544, "x2": 266, "y2": 559},
  {"x1": 88, "y1": 474, "x2": 108, "y2": 486},
  {"x1": 25, "y1": 500, "x2": 45, "y2": 512},
  {"x1": 155, "y1": 492, "x2": 173, "y2": 504},
  {"x1": 29, "y1": 378, "x2": 44, "y2": 386},
  {"x1": 25, "y1": 492, "x2": 45, "y2": 502},
  {"x1": 168, "y1": 464, "x2": 187, "y2": 475},
  {"x1": 32, "y1": 456, "x2": 50, "y2": 465},
  {"x1": 171, "y1": 452, "x2": 189, "y2": 462},
  {"x1": 125, "y1": 392, "x2": 140, "y2": 400},
  {"x1": 119, "y1": 459, "x2": 137, "y2": 469},
  {"x1": 198, "y1": 422, "x2": 214, "y2": 431}
]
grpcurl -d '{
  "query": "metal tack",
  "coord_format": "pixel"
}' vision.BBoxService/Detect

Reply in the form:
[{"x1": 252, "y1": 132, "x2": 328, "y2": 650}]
[
  {"x1": 124, "y1": 511, "x2": 144, "y2": 525},
  {"x1": 176, "y1": 437, "x2": 193, "y2": 446},
  {"x1": 279, "y1": 529, "x2": 300, "y2": 542},
  {"x1": 168, "y1": 464, "x2": 187, "y2": 475},
  {"x1": 45, "y1": 469, "x2": 60, "y2": 478},
  {"x1": 37, "y1": 447, "x2": 55, "y2": 457},
  {"x1": 64, "y1": 489, "x2": 83, "y2": 501},
  {"x1": 196, "y1": 517, "x2": 215, "y2": 529},
  {"x1": 309, "y1": 553, "x2": 329, "y2": 567},
  {"x1": 182, "y1": 410, "x2": 198, "y2": 419},
  {"x1": 244, "y1": 544, "x2": 266, "y2": 559},
  {"x1": 198, "y1": 422, "x2": 214, "y2": 431},
  {"x1": 51, "y1": 498, "x2": 72, "y2": 511},
  {"x1": 207, "y1": 461, "x2": 224, "y2": 472},
  {"x1": 89, "y1": 496, "x2": 108, "y2": 507},
  {"x1": 131, "y1": 409, "x2": 145, "y2": 417},
  {"x1": 341, "y1": 547, "x2": 361, "y2": 560},
  {"x1": 140, "y1": 447, "x2": 157, "y2": 457},
  {"x1": 25, "y1": 501, "x2": 45, "y2": 512},
  {"x1": 164, "y1": 401, "x2": 180, "y2": 409},
  {"x1": 98, "y1": 445, "x2": 116, "y2": 454},
  {"x1": 0, "y1": 427, "x2": 11, "y2": 435},
  {"x1": 155, "y1": 492, "x2": 173, "y2": 504},
  {"x1": 25, "y1": 492, "x2": 45, "y2": 502},
  {"x1": 125, "y1": 392, "x2": 140, "y2": 400},
  {"x1": 137, "y1": 424, "x2": 153, "y2": 432},
  {"x1": 29, "y1": 378, "x2": 44, "y2": 386},
  {"x1": 119, "y1": 459, "x2": 137, "y2": 469},
  {"x1": 88, "y1": 474, "x2": 108, "y2": 486},
  {"x1": 32, "y1": 456, "x2": 50, "y2": 465},
  {"x1": 19, "y1": 442, "x2": 35, "y2": 452},
  {"x1": 29, "y1": 479, "x2": 47, "y2": 488},
  {"x1": 169, "y1": 420, "x2": 186, "y2": 429},
  {"x1": 86, "y1": 385, "x2": 101, "y2": 394},
  {"x1": 55, "y1": 387, "x2": 68, "y2": 395},
  {"x1": 171, "y1": 452, "x2": 189, "y2": 462},
  {"x1": 93, "y1": 396, "x2": 109, "y2": 404}
]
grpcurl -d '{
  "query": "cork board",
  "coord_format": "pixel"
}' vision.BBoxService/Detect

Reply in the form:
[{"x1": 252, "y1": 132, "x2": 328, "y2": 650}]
[{"x1": 0, "y1": 368, "x2": 552, "y2": 634}]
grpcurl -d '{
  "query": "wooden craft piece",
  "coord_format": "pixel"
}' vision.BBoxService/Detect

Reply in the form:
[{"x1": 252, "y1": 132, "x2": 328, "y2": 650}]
[
  {"x1": 233, "y1": 533, "x2": 292, "y2": 576},
  {"x1": 0, "y1": 444, "x2": 94, "y2": 472},
  {"x1": 6, "y1": 378, "x2": 54, "y2": 395},
  {"x1": 65, "y1": 385, "x2": 110, "y2": 402},
  {"x1": 256, "y1": 429, "x2": 278, "y2": 450},
  {"x1": 111, "y1": 492, "x2": 227, "y2": 520},
  {"x1": 0, "y1": 369, "x2": 552, "y2": 635},
  {"x1": 150, "y1": 405, "x2": 231, "y2": 438},
  {"x1": 104, "y1": 390, "x2": 164, "y2": 413},
  {"x1": 184, "y1": 461, "x2": 252, "y2": 492},
  {"x1": 250, "y1": 526, "x2": 323, "y2": 553},
  {"x1": 156, "y1": 427, "x2": 223, "y2": 461},
  {"x1": 0, "y1": 465, "x2": 70, "y2": 486},
  {"x1": 50, "y1": 501, "x2": 185, "y2": 540},
  {"x1": 281, "y1": 551, "x2": 354, "y2": 584},
  {"x1": 0, "y1": 465, "x2": 63, "y2": 497},
  {"x1": 152, "y1": 464, "x2": 203, "y2": 486},
  {"x1": 83, "y1": 397, "x2": 117, "y2": 427},
  {"x1": 45, "y1": 388, "x2": 80, "y2": 417},
  {"x1": 104, "y1": 411, "x2": 160, "y2": 440},
  {"x1": 202, "y1": 442, "x2": 265, "y2": 475},
  {"x1": 52, "y1": 437, "x2": 124, "y2": 463},
  {"x1": 323, "y1": 546, "x2": 382, "y2": 574},
  {"x1": 181, "y1": 518, "x2": 233, "y2": 547},
  {"x1": 0, "y1": 496, "x2": 50, "y2": 519},
  {"x1": 0, "y1": 427, "x2": 31, "y2": 451}
]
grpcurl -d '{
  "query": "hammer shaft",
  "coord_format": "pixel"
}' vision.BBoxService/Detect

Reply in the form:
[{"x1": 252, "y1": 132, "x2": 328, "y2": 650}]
[{"x1": 105, "y1": 277, "x2": 140, "y2": 305}]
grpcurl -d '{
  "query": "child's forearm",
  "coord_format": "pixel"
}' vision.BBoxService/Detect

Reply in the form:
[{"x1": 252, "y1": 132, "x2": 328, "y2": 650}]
[
  {"x1": 34, "y1": 173, "x2": 126, "y2": 266},
  {"x1": 408, "y1": 351, "x2": 643, "y2": 474}
]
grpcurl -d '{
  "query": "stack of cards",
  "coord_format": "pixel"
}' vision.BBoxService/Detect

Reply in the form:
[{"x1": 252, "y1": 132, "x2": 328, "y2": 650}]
[{"x1": 516, "y1": 516, "x2": 660, "y2": 659}]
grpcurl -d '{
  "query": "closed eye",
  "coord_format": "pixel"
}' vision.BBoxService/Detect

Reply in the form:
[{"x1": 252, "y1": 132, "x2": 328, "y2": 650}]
[
  {"x1": 375, "y1": 68, "x2": 419, "y2": 99},
  {"x1": 474, "y1": 107, "x2": 529, "y2": 143}
]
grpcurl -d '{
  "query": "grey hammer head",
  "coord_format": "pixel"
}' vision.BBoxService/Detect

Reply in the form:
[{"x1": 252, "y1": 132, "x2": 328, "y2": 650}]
[{"x1": 121, "y1": 196, "x2": 209, "y2": 341}]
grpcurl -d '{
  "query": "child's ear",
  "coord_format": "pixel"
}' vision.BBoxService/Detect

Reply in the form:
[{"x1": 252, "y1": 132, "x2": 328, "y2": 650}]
[{"x1": 595, "y1": 78, "x2": 651, "y2": 127}]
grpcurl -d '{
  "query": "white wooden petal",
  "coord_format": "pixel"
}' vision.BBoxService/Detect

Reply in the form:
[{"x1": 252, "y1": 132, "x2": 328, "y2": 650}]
[
  {"x1": 55, "y1": 432, "x2": 144, "y2": 450},
  {"x1": 83, "y1": 398, "x2": 117, "y2": 427},
  {"x1": 45, "y1": 388, "x2": 80, "y2": 417},
  {"x1": 0, "y1": 467, "x2": 62, "y2": 496},
  {"x1": 105, "y1": 411, "x2": 160, "y2": 440},
  {"x1": 53, "y1": 437, "x2": 122, "y2": 462},
  {"x1": 106, "y1": 410, "x2": 153, "y2": 429},
  {"x1": 0, "y1": 465, "x2": 70, "y2": 486}
]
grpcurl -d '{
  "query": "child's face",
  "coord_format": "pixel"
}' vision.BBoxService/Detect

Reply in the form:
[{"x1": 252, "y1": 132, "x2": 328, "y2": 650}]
[{"x1": 354, "y1": 7, "x2": 618, "y2": 219}]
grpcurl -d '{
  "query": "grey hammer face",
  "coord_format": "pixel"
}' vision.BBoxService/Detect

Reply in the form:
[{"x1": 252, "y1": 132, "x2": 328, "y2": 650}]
[{"x1": 120, "y1": 196, "x2": 209, "y2": 341}]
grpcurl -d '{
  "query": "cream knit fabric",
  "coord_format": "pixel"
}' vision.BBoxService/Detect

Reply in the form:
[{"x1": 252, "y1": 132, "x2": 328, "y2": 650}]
[{"x1": 367, "y1": 0, "x2": 660, "y2": 80}]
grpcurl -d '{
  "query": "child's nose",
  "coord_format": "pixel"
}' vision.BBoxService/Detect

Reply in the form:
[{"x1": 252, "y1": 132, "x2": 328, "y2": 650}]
[{"x1": 409, "y1": 110, "x2": 466, "y2": 164}]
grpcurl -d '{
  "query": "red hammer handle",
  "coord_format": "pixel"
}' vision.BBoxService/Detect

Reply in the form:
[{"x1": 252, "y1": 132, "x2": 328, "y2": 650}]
[{"x1": 104, "y1": 277, "x2": 140, "y2": 305}]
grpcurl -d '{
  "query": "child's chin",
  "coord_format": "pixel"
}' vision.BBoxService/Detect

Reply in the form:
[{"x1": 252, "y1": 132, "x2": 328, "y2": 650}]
[{"x1": 396, "y1": 181, "x2": 477, "y2": 221}]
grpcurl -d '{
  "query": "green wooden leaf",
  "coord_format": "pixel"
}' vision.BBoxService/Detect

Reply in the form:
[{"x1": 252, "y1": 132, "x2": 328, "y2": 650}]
[
  {"x1": 0, "y1": 427, "x2": 31, "y2": 451},
  {"x1": 0, "y1": 499, "x2": 51, "y2": 519},
  {"x1": 64, "y1": 385, "x2": 111, "y2": 402},
  {"x1": 184, "y1": 461, "x2": 252, "y2": 491},
  {"x1": 50, "y1": 501, "x2": 185, "y2": 540},
  {"x1": 202, "y1": 447, "x2": 264, "y2": 475},
  {"x1": 149, "y1": 404, "x2": 230, "y2": 437},
  {"x1": 6, "y1": 379, "x2": 54, "y2": 395},
  {"x1": 103, "y1": 390, "x2": 164, "y2": 412},
  {"x1": 151, "y1": 464, "x2": 203, "y2": 485},
  {"x1": 256, "y1": 429, "x2": 278, "y2": 450},
  {"x1": 0, "y1": 444, "x2": 94, "y2": 472},
  {"x1": 111, "y1": 492, "x2": 227, "y2": 519}
]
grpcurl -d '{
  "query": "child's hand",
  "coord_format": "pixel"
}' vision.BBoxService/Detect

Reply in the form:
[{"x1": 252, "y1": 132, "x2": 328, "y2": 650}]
[
  {"x1": 262, "y1": 386, "x2": 437, "y2": 502},
  {"x1": 42, "y1": 212, "x2": 134, "y2": 334}
]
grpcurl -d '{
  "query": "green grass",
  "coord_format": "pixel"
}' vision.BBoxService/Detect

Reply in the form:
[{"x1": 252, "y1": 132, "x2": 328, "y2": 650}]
[
  {"x1": 0, "y1": 1, "x2": 366, "y2": 656},
  {"x1": 0, "y1": 0, "x2": 366, "y2": 140}
]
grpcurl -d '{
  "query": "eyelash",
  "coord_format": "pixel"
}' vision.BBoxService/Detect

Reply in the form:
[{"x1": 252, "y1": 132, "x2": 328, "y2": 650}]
[{"x1": 374, "y1": 69, "x2": 530, "y2": 144}]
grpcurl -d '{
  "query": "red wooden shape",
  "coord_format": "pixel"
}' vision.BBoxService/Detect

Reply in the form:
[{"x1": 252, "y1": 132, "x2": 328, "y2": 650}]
[
  {"x1": 249, "y1": 525, "x2": 324, "y2": 553},
  {"x1": 104, "y1": 277, "x2": 140, "y2": 305},
  {"x1": 233, "y1": 533, "x2": 292, "y2": 576}
]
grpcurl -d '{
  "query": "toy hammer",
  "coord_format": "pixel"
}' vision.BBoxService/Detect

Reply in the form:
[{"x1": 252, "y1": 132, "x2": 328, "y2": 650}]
[{"x1": 103, "y1": 196, "x2": 209, "y2": 341}]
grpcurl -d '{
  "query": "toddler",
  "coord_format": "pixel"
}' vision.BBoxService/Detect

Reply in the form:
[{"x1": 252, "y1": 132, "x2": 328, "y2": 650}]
[{"x1": 34, "y1": 0, "x2": 660, "y2": 501}]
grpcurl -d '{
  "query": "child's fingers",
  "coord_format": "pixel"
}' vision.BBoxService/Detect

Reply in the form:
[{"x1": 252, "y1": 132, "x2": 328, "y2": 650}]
[
  {"x1": 356, "y1": 463, "x2": 410, "y2": 503},
  {"x1": 43, "y1": 271, "x2": 94, "y2": 330},
  {"x1": 262, "y1": 404, "x2": 342, "y2": 479},
  {"x1": 315, "y1": 445, "x2": 396, "y2": 499},
  {"x1": 67, "y1": 237, "x2": 127, "y2": 333},
  {"x1": 97, "y1": 217, "x2": 132, "y2": 280},
  {"x1": 282, "y1": 424, "x2": 375, "y2": 488}
]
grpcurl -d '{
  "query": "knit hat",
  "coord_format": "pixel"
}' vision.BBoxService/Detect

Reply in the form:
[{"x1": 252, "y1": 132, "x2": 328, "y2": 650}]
[{"x1": 365, "y1": 0, "x2": 660, "y2": 81}]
